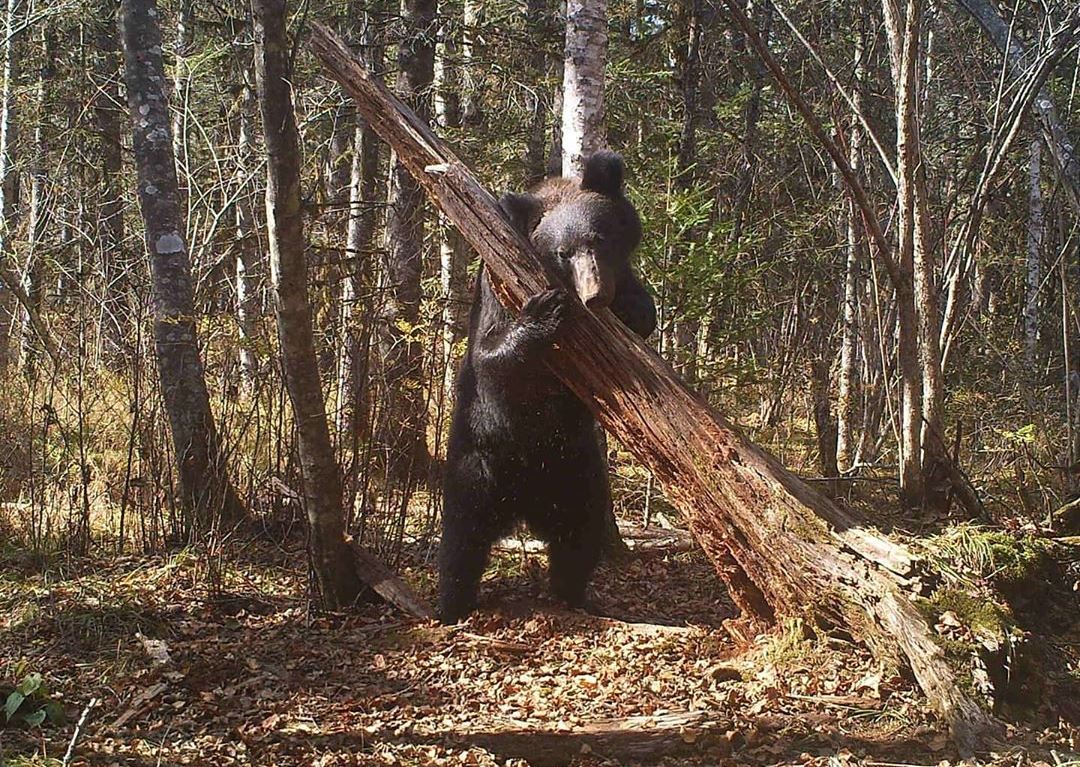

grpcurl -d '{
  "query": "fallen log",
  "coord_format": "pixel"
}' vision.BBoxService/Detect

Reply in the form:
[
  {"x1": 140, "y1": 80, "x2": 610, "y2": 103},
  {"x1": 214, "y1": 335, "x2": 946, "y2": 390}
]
[
  {"x1": 456, "y1": 711, "x2": 722, "y2": 766},
  {"x1": 309, "y1": 23, "x2": 997, "y2": 752},
  {"x1": 348, "y1": 541, "x2": 433, "y2": 619}
]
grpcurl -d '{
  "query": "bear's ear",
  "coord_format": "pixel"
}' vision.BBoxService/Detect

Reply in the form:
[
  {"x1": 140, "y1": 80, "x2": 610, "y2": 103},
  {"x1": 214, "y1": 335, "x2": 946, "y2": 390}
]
[
  {"x1": 498, "y1": 192, "x2": 543, "y2": 235},
  {"x1": 580, "y1": 151, "x2": 625, "y2": 196}
]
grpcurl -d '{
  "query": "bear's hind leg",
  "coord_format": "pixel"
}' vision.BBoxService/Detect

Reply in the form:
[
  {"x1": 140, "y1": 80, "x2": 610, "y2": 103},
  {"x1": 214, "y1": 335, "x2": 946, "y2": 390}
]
[
  {"x1": 438, "y1": 528, "x2": 494, "y2": 624},
  {"x1": 547, "y1": 520, "x2": 602, "y2": 608},
  {"x1": 541, "y1": 437, "x2": 608, "y2": 610},
  {"x1": 439, "y1": 451, "x2": 506, "y2": 624}
]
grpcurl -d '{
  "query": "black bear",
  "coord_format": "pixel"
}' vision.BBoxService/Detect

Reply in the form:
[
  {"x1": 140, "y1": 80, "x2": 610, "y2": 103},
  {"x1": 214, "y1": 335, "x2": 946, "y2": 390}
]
[{"x1": 438, "y1": 151, "x2": 656, "y2": 623}]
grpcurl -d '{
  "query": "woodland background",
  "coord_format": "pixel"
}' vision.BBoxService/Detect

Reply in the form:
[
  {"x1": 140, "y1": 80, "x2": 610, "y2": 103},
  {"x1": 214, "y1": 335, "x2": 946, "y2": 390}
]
[{"x1": 0, "y1": 0, "x2": 1078, "y2": 763}]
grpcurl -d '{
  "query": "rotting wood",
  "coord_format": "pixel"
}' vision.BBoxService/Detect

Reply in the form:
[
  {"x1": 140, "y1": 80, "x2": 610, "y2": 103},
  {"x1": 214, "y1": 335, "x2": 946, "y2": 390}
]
[
  {"x1": 349, "y1": 541, "x2": 433, "y2": 619},
  {"x1": 112, "y1": 682, "x2": 168, "y2": 729},
  {"x1": 309, "y1": 23, "x2": 997, "y2": 751},
  {"x1": 454, "y1": 710, "x2": 722, "y2": 766}
]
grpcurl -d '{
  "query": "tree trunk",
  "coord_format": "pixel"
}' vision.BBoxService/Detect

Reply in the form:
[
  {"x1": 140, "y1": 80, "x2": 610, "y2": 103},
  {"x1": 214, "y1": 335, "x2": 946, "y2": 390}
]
[
  {"x1": 433, "y1": 9, "x2": 461, "y2": 131},
  {"x1": 855, "y1": 261, "x2": 891, "y2": 467},
  {"x1": 326, "y1": 103, "x2": 354, "y2": 208},
  {"x1": 336, "y1": 2, "x2": 384, "y2": 447},
  {"x1": 235, "y1": 64, "x2": 262, "y2": 387},
  {"x1": 728, "y1": 0, "x2": 771, "y2": 246},
  {"x1": 434, "y1": 3, "x2": 469, "y2": 396},
  {"x1": 0, "y1": 0, "x2": 17, "y2": 378},
  {"x1": 21, "y1": 25, "x2": 53, "y2": 372},
  {"x1": 460, "y1": 0, "x2": 482, "y2": 125},
  {"x1": 810, "y1": 349, "x2": 840, "y2": 493},
  {"x1": 252, "y1": 0, "x2": 363, "y2": 608},
  {"x1": 1024, "y1": 138, "x2": 1042, "y2": 371},
  {"x1": 559, "y1": 0, "x2": 627, "y2": 554},
  {"x1": 171, "y1": 0, "x2": 193, "y2": 180},
  {"x1": 337, "y1": 117, "x2": 380, "y2": 443},
  {"x1": 377, "y1": 0, "x2": 435, "y2": 482},
  {"x1": 561, "y1": 0, "x2": 607, "y2": 175},
  {"x1": 94, "y1": 0, "x2": 129, "y2": 364},
  {"x1": 119, "y1": 0, "x2": 243, "y2": 531},
  {"x1": 884, "y1": 0, "x2": 931, "y2": 509},
  {"x1": 670, "y1": 0, "x2": 704, "y2": 382},
  {"x1": 310, "y1": 28, "x2": 999, "y2": 750},
  {"x1": 835, "y1": 18, "x2": 866, "y2": 472}
]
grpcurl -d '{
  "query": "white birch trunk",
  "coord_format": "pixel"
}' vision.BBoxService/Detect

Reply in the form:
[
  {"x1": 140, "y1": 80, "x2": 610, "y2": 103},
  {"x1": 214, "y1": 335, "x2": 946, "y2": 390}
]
[
  {"x1": 1024, "y1": 138, "x2": 1042, "y2": 370},
  {"x1": 235, "y1": 72, "x2": 261, "y2": 386},
  {"x1": 171, "y1": 0, "x2": 193, "y2": 180},
  {"x1": 461, "y1": 0, "x2": 482, "y2": 125},
  {"x1": 336, "y1": 4, "x2": 383, "y2": 442},
  {"x1": 434, "y1": 4, "x2": 469, "y2": 395},
  {"x1": 836, "y1": 19, "x2": 866, "y2": 471},
  {"x1": 562, "y1": 0, "x2": 607, "y2": 175},
  {"x1": 20, "y1": 25, "x2": 52, "y2": 370},
  {"x1": 0, "y1": 0, "x2": 18, "y2": 377}
]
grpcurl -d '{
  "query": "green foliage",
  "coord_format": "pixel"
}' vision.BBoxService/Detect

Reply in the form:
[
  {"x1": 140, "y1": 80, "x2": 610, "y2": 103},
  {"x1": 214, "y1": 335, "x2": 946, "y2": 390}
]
[
  {"x1": 921, "y1": 524, "x2": 1054, "y2": 590},
  {"x1": 996, "y1": 424, "x2": 1038, "y2": 447},
  {"x1": 2, "y1": 671, "x2": 64, "y2": 729}
]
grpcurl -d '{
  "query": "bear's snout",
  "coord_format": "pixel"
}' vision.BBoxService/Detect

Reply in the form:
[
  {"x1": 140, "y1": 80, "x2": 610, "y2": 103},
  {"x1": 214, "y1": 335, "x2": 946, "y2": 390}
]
[{"x1": 571, "y1": 252, "x2": 615, "y2": 310}]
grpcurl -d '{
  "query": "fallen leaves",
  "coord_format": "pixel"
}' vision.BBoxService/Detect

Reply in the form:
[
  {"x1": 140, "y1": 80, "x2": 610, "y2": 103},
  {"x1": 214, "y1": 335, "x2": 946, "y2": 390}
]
[{"x1": 1, "y1": 542, "x2": 1076, "y2": 766}]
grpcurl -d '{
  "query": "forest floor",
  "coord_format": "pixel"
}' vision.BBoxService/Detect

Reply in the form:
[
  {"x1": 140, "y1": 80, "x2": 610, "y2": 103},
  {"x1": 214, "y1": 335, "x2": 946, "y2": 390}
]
[{"x1": 1, "y1": 528, "x2": 1078, "y2": 767}]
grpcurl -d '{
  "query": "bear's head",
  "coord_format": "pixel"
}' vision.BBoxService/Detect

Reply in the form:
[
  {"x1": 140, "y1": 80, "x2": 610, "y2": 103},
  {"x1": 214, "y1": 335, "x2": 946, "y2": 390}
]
[{"x1": 500, "y1": 151, "x2": 641, "y2": 311}]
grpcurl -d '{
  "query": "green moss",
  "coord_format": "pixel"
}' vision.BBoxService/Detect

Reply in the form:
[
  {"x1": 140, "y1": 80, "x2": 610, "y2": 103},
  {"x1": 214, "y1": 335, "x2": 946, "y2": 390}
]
[
  {"x1": 921, "y1": 524, "x2": 1053, "y2": 589},
  {"x1": 763, "y1": 617, "x2": 816, "y2": 671},
  {"x1": 920, "y1": 587, "x2": 1014, "y2": 640}
]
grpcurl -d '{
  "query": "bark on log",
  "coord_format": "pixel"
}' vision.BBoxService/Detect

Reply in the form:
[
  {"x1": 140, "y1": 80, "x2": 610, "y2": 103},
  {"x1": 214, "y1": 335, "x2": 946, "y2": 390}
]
[
  {"x1": 349, "y1": 541, "x2": 434, "y2": 619},
  {"x1": 453, "y1": 710, "x2": 723, "y2": 766},
  {"x1": 309, "y1": 23, "x2": 997, "y2": 752}
]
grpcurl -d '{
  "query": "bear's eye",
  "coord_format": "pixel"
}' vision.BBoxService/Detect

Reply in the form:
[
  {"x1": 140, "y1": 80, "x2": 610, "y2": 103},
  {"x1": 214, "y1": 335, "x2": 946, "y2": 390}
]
[{"x1": 555, "y1": 247, "x2": 571, "y2": 261}]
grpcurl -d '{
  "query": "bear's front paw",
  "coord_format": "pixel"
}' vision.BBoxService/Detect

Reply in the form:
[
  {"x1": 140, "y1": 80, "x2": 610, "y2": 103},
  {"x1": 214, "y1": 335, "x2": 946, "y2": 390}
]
[{"x1": 520, "y1": 287, "x2": 571, "y2": 340}]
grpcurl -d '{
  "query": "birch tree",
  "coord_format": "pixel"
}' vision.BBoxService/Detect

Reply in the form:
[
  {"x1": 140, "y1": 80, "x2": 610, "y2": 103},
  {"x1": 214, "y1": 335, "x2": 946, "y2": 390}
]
[
  {"x1": 461, "y1": 0, "x2": 482, "y2": 125},
  {"x1": 1025, "y1": 138, "x2": 1043, "y2": 370},
  {"x1": 234, "y1": 63, "x2": 262, "y2": 388},
  {"x1": 171, "y1": 0, "x2": 193, "y2": 178},
  {"x1": 835, "y1": 15, "x2": 866, "y2": 472},
  {"x1": 561, "y1": 0, "x2": 607, "y2": 175},
  {"x1": 434, "y1": 1, "x2": 469, "y2": 395},
  {"x1": 336, "y1": 3, "x2": 383, "y2": 445},
  {"x1": 20, "y1": 25, "x2": 53, "y2": 370},
  {"x1": 0, "y1": 0, "x2": 19, "y2": 377},
  {"x1": 119, "y1": 0, "x2": 242, "y2": 529}
]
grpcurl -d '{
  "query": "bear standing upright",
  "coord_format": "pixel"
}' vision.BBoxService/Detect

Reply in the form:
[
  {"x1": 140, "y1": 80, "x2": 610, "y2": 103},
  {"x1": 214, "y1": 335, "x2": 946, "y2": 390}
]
[{"x1": 438, "y1": 151, "x2": 657, "y2": 624}]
